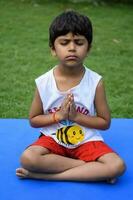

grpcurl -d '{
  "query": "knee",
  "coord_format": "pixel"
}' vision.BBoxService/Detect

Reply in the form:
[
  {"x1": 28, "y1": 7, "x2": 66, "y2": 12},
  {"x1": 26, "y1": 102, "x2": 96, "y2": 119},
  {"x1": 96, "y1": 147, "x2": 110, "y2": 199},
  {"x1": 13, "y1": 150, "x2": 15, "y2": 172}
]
[
  {"x1": 20, "y1": 151, "x2": 38, "y2": 171},
  {"x1": 109, "y1": 158, "x2": 126, "y2": 178}
]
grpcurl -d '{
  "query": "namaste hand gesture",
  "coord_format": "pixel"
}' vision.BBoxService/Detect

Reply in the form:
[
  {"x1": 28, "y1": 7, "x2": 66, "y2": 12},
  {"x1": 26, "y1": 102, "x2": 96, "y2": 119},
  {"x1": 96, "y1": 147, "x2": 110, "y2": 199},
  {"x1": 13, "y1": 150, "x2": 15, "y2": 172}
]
[{"x1": 56, "y1": 93, "x2": 77, "y2": 121}]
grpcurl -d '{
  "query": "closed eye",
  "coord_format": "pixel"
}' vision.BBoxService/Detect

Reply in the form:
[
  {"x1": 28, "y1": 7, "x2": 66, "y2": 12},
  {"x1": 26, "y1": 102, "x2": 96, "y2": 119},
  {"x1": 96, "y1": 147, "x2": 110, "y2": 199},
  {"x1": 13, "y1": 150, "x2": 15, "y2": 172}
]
[
  {"x1": 59, "y1": 39, "x2": 85, "y2": 46},
  {"x1": 60, "y1": 39, "x2": 69, "y2": 45},
  {"x1": 74, "y1": 40, "x2": 84, "y2": 45}
]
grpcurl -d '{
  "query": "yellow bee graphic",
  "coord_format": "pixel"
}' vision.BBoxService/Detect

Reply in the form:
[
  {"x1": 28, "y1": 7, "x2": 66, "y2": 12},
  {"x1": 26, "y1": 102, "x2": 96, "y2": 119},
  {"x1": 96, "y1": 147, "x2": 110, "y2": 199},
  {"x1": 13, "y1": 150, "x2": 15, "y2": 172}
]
[{"x1": 56, "y1": 125, "x2": 84, "y2": 145}]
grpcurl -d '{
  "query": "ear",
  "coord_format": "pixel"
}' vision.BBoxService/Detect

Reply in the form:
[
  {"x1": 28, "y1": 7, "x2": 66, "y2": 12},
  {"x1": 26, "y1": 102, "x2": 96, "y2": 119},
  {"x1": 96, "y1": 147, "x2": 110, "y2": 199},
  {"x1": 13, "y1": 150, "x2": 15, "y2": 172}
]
[
  {"x1": 87, "y1": 44, "x2": 92, "y2": 52},
  {"x1": 85, "y1": 44, "x2": 92, "y2": 58},
  {"x1": 51, "y1": 47, "x2": 57, "y2": 57}
]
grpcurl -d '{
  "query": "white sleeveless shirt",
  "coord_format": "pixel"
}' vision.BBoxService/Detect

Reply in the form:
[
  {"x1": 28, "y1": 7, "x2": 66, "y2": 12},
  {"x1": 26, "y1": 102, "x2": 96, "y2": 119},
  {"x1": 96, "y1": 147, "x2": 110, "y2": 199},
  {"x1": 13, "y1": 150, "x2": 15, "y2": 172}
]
[{"x1": 35, "y1": 66, "x2": 104, "y2": 149}]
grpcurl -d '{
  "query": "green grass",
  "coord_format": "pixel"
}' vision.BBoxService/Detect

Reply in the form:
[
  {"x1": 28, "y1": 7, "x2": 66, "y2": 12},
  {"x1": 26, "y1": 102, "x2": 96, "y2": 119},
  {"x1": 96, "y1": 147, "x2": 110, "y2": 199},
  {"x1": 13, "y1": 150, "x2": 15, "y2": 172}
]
[{"x1": 0, "y1": 0, "x2": 133, "y2": 118}]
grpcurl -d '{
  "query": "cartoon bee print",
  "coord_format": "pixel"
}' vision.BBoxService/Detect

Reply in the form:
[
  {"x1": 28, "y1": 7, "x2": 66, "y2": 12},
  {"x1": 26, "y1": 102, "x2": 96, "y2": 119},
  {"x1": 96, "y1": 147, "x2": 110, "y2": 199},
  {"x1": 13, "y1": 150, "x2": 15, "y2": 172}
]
[{"x1": 55, "y1": 125, "x2": 84, "y2": 145}]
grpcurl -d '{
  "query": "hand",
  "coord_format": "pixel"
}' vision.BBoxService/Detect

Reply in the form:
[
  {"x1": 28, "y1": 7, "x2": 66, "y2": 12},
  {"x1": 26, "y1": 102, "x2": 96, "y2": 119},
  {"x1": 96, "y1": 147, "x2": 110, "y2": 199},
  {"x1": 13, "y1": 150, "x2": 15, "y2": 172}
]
[
  {"x1": 68, "y1": 93, "x2": 77, "y2": 121},
  {"x1": 56, "y1": 94, "x2": 71, "y2": 121}
]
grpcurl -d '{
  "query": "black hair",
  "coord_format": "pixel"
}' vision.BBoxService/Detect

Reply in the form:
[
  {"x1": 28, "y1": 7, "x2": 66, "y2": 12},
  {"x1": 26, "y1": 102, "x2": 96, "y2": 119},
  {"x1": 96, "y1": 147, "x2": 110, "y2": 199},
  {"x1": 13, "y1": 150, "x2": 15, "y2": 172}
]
[{"x1": 49, "y1": 10, "x2": 93, "y2": 48}]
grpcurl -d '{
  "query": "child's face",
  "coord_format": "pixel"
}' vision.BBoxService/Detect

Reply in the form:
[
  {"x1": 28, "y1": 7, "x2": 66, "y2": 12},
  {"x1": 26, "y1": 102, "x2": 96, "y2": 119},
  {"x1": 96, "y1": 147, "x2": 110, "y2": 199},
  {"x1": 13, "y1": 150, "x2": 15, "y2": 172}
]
[{"x1": 51, "y1": 32, "x2": 90, "y2": 68}]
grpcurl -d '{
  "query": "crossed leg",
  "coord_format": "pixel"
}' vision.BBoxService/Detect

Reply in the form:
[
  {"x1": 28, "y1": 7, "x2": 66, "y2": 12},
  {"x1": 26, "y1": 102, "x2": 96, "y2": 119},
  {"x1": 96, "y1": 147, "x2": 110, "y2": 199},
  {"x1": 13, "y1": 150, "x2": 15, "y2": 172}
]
[{"x1": 16, "y1": 145, "x2": 126, "y2": 182}]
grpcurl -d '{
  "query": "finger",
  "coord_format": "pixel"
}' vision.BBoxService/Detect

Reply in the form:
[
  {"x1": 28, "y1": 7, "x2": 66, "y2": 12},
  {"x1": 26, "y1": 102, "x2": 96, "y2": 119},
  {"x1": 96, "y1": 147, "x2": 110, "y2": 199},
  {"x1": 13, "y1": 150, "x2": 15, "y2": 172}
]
[
  {"x1": 66, "y1": 93, "x2": 74, "y2": 104},
  {"x1": 69, "y1": 102, "x2": 73, "y2": 110},
  {"x1": 69, "y1": 101, "x2": 76, "y2": 111},
  {"x1": 61, "y1": 96, "x2": 69, "y2": 107},
  {"x1": 69, "y1": 93, "x2": 74, "y2": 102},
  {"x1": 64, "y1": 97, "x2": 70, "y2": 107},
  {"x1": 66, "y1": 101, "x2": 71, "y2": 111}
]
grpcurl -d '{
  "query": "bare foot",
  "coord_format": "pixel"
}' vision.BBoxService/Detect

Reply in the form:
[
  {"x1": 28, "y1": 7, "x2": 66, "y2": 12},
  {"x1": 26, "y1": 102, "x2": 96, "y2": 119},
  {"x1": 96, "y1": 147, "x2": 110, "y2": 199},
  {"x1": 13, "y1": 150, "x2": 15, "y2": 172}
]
[
  {"x1": 16, "y1": 168, "x2": 118, "y2": 183},
  {"x1": 16, "y1": 168, "x2": 29, "y2": 179}
]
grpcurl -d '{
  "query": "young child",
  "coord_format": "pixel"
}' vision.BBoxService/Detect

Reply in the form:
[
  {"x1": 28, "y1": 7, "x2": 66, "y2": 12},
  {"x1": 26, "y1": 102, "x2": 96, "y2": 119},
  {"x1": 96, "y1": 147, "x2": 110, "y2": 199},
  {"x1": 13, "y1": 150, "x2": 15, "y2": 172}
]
[{"x1": 16, "y1": 10, "x2": 126, "y2": 183}]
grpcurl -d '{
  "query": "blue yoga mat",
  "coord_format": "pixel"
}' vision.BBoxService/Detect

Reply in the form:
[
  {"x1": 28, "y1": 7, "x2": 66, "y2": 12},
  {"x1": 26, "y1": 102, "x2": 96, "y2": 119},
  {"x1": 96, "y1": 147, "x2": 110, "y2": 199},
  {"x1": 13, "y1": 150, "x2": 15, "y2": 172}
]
[{"x1": 0, "y1": 119, "x2": 133, "y2": 200}]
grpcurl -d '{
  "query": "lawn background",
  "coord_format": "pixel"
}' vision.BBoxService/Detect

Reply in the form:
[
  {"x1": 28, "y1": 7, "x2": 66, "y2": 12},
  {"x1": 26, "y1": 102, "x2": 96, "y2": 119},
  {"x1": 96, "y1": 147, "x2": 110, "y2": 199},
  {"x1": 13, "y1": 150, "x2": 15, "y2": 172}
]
[{"x1": 0, "y1": 0, "x2": 133, "y2": 118}]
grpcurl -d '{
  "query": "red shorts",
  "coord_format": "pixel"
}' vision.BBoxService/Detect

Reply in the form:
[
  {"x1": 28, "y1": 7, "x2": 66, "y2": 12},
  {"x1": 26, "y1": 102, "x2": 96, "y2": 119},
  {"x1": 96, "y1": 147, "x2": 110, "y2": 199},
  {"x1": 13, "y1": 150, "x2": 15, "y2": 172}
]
[{"x1": 31, "y1": 134, "x2": 114, "y2": 162}]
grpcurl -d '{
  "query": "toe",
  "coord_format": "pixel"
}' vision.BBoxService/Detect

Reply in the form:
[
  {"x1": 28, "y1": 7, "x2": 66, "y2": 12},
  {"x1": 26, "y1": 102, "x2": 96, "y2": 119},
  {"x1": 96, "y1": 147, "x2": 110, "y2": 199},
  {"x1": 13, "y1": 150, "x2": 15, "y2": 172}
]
[{"x1": 16, "y1": 168, "x2": 29, "y2": 178}]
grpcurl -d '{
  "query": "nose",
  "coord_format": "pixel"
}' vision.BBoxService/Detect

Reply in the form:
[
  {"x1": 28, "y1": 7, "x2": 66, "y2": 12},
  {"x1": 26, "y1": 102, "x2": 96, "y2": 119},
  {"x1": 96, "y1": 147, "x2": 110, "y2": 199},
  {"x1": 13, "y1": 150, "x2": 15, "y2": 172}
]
[{"x1": 68, "y1": 42, "x2": 76, "y2": 51}]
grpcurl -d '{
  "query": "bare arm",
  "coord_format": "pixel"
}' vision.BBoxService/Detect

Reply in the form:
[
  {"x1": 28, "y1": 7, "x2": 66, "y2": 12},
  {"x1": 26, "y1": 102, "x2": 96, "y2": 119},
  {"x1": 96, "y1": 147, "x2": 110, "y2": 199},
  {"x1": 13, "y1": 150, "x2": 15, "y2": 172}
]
[
  {"x1": 29, "y1": 89, "x2": 55, "y2": 127},
  {"x1": 29, "y1": 80, "x2": 110, "y2": 130},
  {"x1": 68, "y1": 80, "x2": 111, "y2": 130},
  {"x1": 29, "y1": 88, "x2": 70, "y2": 128}
]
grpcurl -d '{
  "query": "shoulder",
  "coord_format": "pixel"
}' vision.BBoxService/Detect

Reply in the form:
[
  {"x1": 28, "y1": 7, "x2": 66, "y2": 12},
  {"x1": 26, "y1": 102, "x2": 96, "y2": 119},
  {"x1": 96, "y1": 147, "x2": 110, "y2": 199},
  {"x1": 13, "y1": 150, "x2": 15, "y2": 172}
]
[
  {"x1": 35, "y1": 68, "x2": 53, "y2": 85},
  {"x1": 85, "y1": 66, "x2": 102, "y2": 82}
]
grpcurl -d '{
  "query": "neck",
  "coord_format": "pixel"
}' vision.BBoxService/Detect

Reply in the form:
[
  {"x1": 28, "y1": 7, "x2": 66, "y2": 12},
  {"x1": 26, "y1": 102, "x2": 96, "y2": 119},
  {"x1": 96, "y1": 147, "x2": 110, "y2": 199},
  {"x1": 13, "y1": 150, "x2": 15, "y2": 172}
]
[{"x1": 57, "y1": 64, "x2": 85, "y2": 77}]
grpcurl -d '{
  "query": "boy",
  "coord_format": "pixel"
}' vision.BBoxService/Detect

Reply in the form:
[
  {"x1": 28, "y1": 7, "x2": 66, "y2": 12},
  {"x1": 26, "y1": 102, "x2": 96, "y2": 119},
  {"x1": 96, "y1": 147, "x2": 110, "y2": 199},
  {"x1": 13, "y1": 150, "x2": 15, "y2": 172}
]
[{"x1": 16, "y1": 10, "x2": 126, "y2": 183}]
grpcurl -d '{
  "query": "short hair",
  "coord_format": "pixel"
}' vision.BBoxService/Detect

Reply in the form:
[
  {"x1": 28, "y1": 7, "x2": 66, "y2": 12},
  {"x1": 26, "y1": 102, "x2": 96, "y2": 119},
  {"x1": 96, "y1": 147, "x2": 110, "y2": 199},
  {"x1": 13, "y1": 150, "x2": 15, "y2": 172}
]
[{"x1": 49, "y1": 10, "x2": 93, "y2": 48}]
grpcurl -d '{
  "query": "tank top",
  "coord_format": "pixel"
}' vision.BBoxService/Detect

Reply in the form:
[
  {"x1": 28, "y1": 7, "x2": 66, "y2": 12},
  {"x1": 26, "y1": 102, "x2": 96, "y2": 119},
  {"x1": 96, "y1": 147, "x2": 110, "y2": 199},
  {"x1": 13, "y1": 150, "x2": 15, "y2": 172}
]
[{"x1": 35, "y1": 66, "x2": 104, "y2": 149}]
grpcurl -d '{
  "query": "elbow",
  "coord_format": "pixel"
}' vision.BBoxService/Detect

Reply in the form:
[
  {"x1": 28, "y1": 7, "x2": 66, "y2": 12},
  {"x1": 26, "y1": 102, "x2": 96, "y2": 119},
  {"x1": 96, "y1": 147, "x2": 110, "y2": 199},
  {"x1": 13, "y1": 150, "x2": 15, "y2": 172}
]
[
  {"x1": 101, "y1": 119, "x2": 111, "y2": 130},
  {"x1": 29, "y1": 117, "x2": 39, "y2": 128}
]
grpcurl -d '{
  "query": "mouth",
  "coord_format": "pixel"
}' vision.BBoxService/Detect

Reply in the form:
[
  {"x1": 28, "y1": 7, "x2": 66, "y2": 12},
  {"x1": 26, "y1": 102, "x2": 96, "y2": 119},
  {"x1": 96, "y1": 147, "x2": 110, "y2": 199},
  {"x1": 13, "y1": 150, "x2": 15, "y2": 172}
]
[{"x1": 65, "y1": 55, "x2": 78, "y2": 60}]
